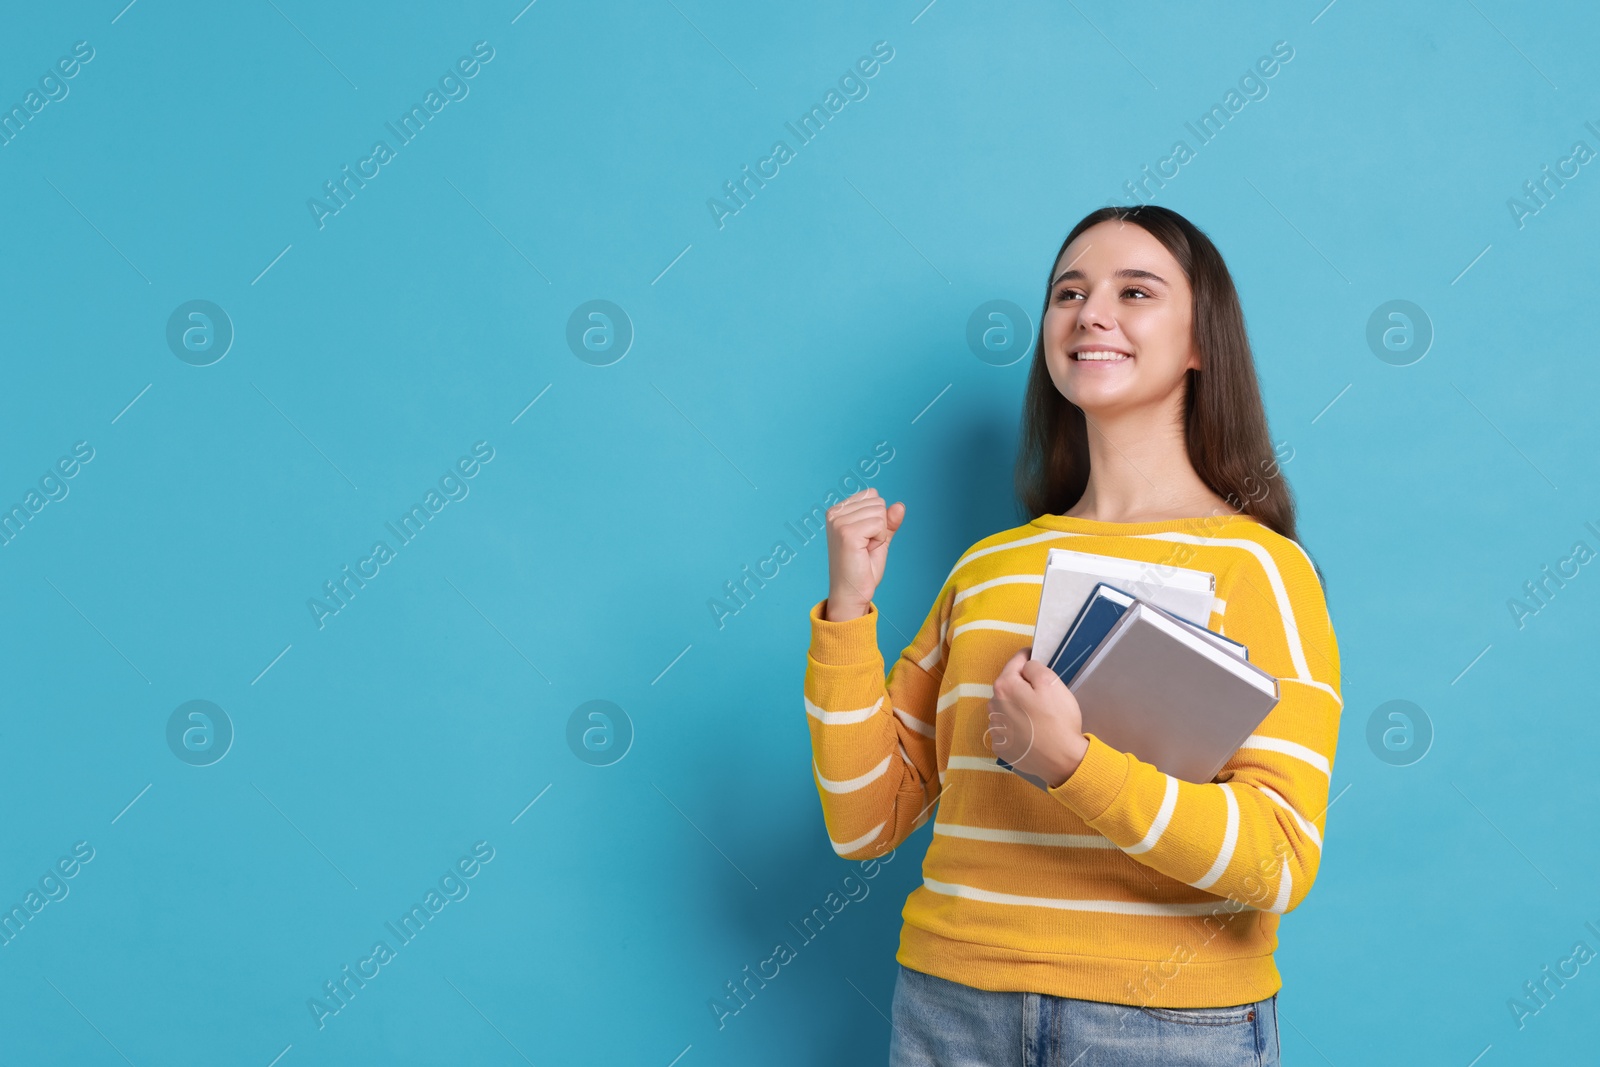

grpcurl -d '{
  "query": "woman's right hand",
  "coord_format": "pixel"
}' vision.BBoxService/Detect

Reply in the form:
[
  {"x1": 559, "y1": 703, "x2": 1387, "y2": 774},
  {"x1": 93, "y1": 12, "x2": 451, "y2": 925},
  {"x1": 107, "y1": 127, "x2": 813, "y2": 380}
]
[{"x1": 823, "y1": 488, "x2": 905, "y2": 622}]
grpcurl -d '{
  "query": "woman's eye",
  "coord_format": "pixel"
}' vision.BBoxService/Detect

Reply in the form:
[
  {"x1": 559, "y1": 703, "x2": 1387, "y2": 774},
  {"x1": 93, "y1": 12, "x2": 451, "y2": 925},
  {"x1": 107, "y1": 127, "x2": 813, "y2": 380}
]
[{"x1": 1056, "y1": 287, "x2": 1150, "y2": 301}]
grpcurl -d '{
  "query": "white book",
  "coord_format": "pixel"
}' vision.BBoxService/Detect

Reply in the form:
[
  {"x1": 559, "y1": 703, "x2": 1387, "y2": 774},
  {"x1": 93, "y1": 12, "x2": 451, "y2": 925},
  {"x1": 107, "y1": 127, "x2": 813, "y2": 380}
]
[{"x1": 1029, "y1": 547, "x2": 1217, "y2": 663}]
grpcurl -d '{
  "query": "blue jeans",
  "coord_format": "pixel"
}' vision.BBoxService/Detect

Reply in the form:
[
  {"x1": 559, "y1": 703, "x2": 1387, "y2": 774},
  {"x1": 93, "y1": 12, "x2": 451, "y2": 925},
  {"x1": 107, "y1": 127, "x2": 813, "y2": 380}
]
[{"x1": 888, "y1": 963, "x2": 1280, "y2": 1066}]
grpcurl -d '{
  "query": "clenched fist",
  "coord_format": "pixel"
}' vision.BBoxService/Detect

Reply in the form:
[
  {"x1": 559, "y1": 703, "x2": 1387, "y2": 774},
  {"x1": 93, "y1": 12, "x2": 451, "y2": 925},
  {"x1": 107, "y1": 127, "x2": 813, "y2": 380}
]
[{"x1": 823, "y1": 488, "x2": 905, "y2": 622}]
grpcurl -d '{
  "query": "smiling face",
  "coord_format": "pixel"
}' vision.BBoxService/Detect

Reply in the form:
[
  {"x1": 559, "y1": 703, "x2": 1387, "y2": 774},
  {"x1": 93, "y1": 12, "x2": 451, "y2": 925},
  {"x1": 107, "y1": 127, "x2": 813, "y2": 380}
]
[{"x1": 1042, "y1": 220, "x2": 1199, "y2": 417}]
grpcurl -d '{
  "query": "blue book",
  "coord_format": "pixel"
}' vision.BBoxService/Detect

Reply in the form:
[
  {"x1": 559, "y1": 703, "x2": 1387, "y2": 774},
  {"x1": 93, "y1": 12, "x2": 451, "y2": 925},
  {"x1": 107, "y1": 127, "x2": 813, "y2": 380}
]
[{"x1": 1048, "y1": 582, "x2": 1138, "y2": 684}]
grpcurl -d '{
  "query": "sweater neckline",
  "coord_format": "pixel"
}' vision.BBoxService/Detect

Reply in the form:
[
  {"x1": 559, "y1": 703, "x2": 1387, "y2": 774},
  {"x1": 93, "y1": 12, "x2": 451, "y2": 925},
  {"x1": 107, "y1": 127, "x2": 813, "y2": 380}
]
[{"x1": 1029, "y1": 511, "x2": 1259, "y2": 536}]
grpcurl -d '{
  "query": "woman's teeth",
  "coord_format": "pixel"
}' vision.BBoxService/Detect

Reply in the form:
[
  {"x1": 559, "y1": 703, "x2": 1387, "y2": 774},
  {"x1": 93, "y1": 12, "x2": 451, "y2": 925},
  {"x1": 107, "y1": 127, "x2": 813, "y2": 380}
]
[{"x1": 1074, "y1": 351, "x2": 1129, "y2": 361}]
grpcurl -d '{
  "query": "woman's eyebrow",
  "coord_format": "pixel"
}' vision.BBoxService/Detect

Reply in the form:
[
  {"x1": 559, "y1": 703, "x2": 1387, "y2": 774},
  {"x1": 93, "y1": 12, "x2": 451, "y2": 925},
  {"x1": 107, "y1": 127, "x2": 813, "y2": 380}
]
[{"x1": 1052, "y1": 267, "x2": 1169, "y2": 286}]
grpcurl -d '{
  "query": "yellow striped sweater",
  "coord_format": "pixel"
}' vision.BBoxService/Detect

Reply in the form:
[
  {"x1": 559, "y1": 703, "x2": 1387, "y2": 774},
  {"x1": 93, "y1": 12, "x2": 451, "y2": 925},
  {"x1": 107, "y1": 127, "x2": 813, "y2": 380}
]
[{"x1": 803, "y1": 511, "x2": 1341, "y2": 1008}]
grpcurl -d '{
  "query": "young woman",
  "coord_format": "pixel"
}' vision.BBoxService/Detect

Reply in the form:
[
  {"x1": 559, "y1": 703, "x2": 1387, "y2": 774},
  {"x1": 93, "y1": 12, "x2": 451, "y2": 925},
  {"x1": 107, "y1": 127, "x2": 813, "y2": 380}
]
[{"x1": 804, "y1": 204, "x2": 1340, "y2": 1066}]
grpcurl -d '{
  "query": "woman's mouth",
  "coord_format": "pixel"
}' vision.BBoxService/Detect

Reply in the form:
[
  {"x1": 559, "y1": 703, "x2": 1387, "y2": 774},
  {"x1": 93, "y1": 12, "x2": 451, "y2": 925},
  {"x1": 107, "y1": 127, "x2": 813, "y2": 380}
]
[{"x1": 1071, "y1": 349, "x2": 1131, "y2": 362}]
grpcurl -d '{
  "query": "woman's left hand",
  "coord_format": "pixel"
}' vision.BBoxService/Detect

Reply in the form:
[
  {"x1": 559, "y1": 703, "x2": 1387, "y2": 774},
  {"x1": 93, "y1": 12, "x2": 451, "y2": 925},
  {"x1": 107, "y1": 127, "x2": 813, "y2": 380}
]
[{"x1": 986, "y1": 650, "x2": 1090, "y2": 789}]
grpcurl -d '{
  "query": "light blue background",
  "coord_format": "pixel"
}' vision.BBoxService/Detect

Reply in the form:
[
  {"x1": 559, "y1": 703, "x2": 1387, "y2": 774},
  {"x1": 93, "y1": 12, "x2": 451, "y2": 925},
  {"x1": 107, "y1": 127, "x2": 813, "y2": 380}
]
[{"x1": 2, "y1": 1, "x2": 1597, "y2": 1063}]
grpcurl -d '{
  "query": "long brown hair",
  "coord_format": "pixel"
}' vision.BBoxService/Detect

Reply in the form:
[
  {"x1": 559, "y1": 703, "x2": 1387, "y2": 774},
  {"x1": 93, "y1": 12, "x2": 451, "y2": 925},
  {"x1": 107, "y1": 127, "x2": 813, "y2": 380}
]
[{"x1": 1015, "y1": 204, "x2": 1303, "y2": 548}]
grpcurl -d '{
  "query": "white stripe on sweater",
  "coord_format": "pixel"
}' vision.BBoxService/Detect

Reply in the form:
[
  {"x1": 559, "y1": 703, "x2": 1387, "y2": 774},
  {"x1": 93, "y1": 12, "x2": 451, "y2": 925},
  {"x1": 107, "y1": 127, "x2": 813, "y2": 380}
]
[
  {"x1": 921, "y1": 876, "x2": 1245, "y2": 916},
  {"x1": 830, "y1": 821, "x2": 885, "y2": 856},
  {"x1": 1191, "y1": 783, "x2": 1239, "y2": 890},
  {"x1": 946, "y1": 529, "x2": 1072, "y2": 581},
  {"x1": 1281, "y1": 676, "x2": 1343, "y2": 706},
  {"x1": 951, "y1": 619, "x2": 1035, "y2": 641},
  {"x1": 935, "y1": 822, "x2": 1116, "y2": 849},
  {"x1": 894, "y1": 707, "x2": 935, "y2": 737},
  {"x1": 1268, "y1": 859, "x2": 1293, "y2": 914},
  {"x1": 1123, "y1": 774, "x2": 1180, "y2": 855},
  {"x1": 917, "y1": 614, "x2": 950, "y2": 671},
  {"x1": 953, "y1": 573, "x2": 1045, "y2": 605},
  {"x1": 805, "y1": 694, "x2": 881, "y2": 725},
  {"x1": 1196, "y1": 783, "x2": 1241, "y2": 895},
  {"x1": 1239, "y1": 734, "x2": 1330, "y2": 776},
  {"x1": 1257, "y1": 785, "x2": 1322, "y2": 849},
  {"x1": 936, "y1": 684, "x2": 993, "y2": 713},
  {"x1": 945, "y1": 755, "x2": 1011, "y2": 774},
  {"x1": 814, "y1": 754, "x2": 892, "y2": 794}
]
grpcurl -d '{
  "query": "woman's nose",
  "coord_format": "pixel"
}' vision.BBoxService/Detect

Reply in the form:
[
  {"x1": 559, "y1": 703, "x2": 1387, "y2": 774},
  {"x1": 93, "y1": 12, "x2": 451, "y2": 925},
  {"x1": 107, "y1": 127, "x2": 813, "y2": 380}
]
[{"x1": 1077, "y1": 293, "x2": 1115, "y2": 329}]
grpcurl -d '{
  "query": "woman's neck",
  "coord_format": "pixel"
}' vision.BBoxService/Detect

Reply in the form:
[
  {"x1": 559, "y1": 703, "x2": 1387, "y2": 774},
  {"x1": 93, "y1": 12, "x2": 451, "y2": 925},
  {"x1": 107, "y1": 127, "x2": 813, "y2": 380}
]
[{"x1": 1064, "y1": 402, "x2": 1237, "y2": 523}]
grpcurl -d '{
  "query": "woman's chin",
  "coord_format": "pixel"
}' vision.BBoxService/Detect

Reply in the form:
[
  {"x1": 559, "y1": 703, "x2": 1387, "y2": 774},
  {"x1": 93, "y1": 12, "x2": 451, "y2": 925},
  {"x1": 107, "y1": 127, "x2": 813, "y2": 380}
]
[{"x1": 1065, "y1": 383, "x2": 1139, "y2": 413}]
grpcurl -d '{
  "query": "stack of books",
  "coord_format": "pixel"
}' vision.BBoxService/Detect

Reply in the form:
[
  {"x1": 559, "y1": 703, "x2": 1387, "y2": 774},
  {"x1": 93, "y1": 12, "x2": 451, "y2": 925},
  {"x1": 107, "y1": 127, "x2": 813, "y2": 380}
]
[{"x1": 996, "y1": 548, "x2": 1280, "y2": 789}]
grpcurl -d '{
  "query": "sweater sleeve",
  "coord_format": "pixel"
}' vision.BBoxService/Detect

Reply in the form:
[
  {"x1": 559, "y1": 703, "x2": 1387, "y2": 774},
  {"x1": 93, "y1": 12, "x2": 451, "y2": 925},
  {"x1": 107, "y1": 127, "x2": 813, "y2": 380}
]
[
  {"x1": 803, "y1": 581, "x2": 956, "y2": 860},
  {"x1": 1046, "y1": 542, "x2": 1342, "y2": 915}
]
